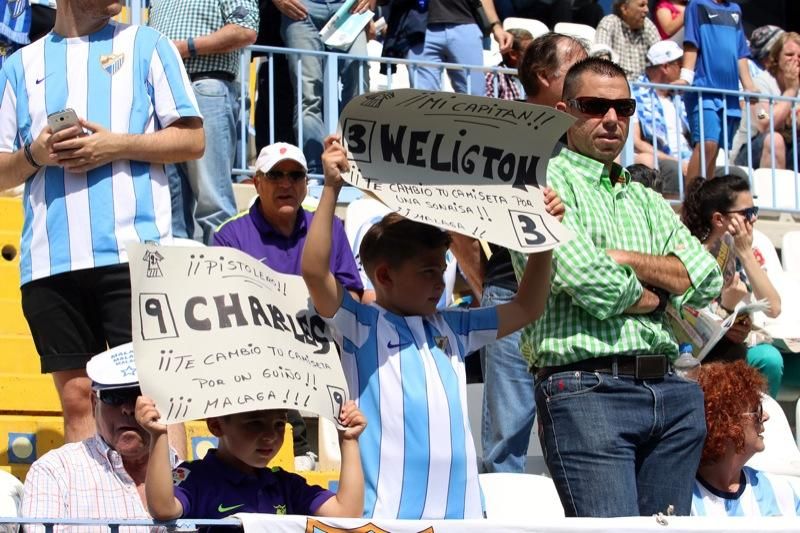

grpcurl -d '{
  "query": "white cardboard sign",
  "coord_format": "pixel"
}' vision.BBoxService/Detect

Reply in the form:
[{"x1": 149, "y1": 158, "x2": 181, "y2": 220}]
[
  {"x1": 128, "y1": 242, "x2": 349, "y2": 424},
  {"x1": 338, "y1": 89, "x2": 574, "y2": 252}
]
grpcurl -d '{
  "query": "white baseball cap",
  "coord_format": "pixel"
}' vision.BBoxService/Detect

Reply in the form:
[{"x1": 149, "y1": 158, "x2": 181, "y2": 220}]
[
  {"x1": 255, "y1": 142, "x2": 307, "y2": 174},
  {"x1": 86, "y1": 342, "x2": 139, "y2": 391},
  {"x1": 646, "y1": 40, "x2": 683, "y2": 67}
]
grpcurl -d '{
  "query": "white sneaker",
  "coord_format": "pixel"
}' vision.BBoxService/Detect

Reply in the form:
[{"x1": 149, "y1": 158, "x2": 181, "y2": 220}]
[{"x1": 294, "y1": 451, "x2": 317, "y2": 472}]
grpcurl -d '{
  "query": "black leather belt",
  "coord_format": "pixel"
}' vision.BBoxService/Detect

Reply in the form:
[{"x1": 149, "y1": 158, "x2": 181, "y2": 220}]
[
  {"x1": 190, "y1": 70, "x2": 236, "y2": 83},
  {"x1": 535, "y1": 355, "x2": 670, "y2": 381}
]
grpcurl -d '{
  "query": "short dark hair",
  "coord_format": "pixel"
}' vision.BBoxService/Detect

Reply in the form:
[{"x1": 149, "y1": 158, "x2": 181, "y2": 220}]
[
  {"x1": 507, "y1": 28, "x2": 533, "y2": 52},
  {"x1": 626, "y1": 164, "x2": 663, "y2": 193},
  {"x1": 359, "y1": 213, "x2": 451, "y2": 277},
  {"x1": 519, "y1": 33, "x2": 587, "y2": 98},
  {"x1": 561, "y1": 57, "x2": 629, "y2": 101}
]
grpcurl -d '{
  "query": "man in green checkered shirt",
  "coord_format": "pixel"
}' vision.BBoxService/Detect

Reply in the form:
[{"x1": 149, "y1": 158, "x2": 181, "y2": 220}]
[{"x1": 510, "y1": 58, "x2": 722, "y2": 518}]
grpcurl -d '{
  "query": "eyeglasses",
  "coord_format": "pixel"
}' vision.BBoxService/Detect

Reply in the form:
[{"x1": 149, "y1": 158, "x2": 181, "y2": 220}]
[
  {"x1": 264, "y1": 170, "x2": 307, "y2": 182},
  {"x1": 97, "y1": 387, "x2": 141, "y2": 406},
  {"x1": 567, "y1": 97, "x2": 637, "y2": 117},
  {"x1": 741, "y1": 403, "x2": 765, "y2": 422},
  {"x1": 726, "y1": 206, "x2": 759, "y2": 221}
]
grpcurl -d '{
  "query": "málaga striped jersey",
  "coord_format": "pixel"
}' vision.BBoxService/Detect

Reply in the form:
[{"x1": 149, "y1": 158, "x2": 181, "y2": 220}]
[
  {"x1": 325, "y1": 292, "x2": 498, "y2": 519},
  {"x1": 0, "y1": 21, "x2": 200, "y2": 285},
  {"x1": 692, "y1": 467, "x2": 800, "y2": 517}
]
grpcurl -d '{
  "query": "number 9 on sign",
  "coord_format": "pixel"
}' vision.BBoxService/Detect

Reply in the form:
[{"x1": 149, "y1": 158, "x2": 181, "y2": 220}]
[{"x1": 508, "y1": 210, "x2": 556, "y2": 249}]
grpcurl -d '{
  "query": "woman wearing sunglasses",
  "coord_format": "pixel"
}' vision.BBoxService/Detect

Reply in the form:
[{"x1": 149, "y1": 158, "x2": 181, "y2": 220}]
[
  {"x1": 681, "y1": 175, "x2": 784, "y2": 396},
  {"x1": 692, "y1": 360, "x2": 800, "y2": 516}
]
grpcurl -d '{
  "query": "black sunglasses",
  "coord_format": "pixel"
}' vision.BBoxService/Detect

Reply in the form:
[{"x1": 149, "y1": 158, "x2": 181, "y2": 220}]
[
  {"x1": 568, "y1": 97, "x2": 637, "y2": 118},
  {"x1": 726, "y1": 206, "x2": 759, "y2": 220},
  {"x1": 97, "y1": 387, "x2": 141, "y2": 406},
  {"x1": 265, "y1": 170, "x2": 307, "y2": 182}
]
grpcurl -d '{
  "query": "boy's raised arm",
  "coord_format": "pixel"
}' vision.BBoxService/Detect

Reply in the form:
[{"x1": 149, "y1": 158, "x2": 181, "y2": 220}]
[
  {"x1": 135, "y1": 396, "x2": 184, "y2": 521},
  {"x1": 495, "y1": 188, "x2": 561, "y2": 338},
  {"x1": 316, "y1": 401, "x2": 366, "y2": 517},
  {"x1": 301, "y1": 135, "x2": 348, "y2": 318}
]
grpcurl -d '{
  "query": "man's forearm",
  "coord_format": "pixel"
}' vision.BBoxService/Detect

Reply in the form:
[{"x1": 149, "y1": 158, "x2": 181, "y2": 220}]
[
  {"x1": 609, "y1": 250, "x2": 691, "y2": 294},
  {"x1": 624, "y1": 287, "x2": 659, "y2": 314},
  {"x1": 0, "y1": 149, "x2": 38, "y2": 191},
  {"x1": 117, "y1": 118, "x2": 204, "y2": 164},
  {"x1": 175, "y1": 25, "x2": 257, "y2": 58}
]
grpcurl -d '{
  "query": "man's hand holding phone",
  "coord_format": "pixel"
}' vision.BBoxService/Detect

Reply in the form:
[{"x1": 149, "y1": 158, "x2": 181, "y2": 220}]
[{"x1": 47, "y1": 111, "x2": 120, "y2": 173}]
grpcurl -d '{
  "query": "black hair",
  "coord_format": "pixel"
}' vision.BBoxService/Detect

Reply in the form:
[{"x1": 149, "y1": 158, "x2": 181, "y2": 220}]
[
  {"x1": 627, "y1": 163, "x2": 664, "y2": 193},
  {"x1": 518, "y1": 33, "x2": 587, "y2": 98},
  {"x1": 562, "y1": 57, "x2": 629, "y2": 101},
  {"x1": 680, "y1": 175, "x2": 751, "y2": 242}
]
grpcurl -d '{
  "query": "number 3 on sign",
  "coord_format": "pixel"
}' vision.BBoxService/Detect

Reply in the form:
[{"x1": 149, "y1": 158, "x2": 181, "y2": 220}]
[
  {"x1": 509, "y1": 210, "x2": 552, "y2": 249},
  {"x1": 342, "y1": 118, "x2": 375, "y2": 163}
]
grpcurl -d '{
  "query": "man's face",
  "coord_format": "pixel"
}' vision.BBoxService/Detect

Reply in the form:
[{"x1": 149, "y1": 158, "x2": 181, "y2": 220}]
[
  {"x1": 621, "y1": 0, "x2": 649, "y2": 30},
  {"x1": 255, "y1": 159, "x2": 308, "y2": 222},
  {"x1": 94, "y1": 387, "x2": 150, "y2": 460},
  {"x1": 558, "y1": 72, "x2": 633, "y2": 164},
  {"x1": 72, "y1": 0, "x2": 123, "y2": 22},
  {"x1": 661, "y1": 59, "x2": 682, "y2": 83}
]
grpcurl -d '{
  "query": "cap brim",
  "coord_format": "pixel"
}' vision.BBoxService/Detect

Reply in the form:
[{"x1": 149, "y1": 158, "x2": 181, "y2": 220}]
[{"x1": 91, "y1": 381, "x2": 140, "y2": 391}]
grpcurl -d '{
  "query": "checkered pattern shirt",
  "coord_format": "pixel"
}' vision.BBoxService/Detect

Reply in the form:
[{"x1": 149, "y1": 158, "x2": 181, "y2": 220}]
[
  {"x1": 510, "y1": 148, "x2": 722, "y2": 368},
  {"x1": 595, "y1": 14, "x2": 659, "y2": 80},
  {"x1": 485, "y1": 64, "x2": 523, "y2": 100},
  {"x1": 148, "y1": 0, "x2": 259, "y2": 77},
  {"x1": 632, "y1": 73, "x2": 693, "y2": 160},
  {"x1": 21, "y1": 434, "x2": 178, "y2": 533}
]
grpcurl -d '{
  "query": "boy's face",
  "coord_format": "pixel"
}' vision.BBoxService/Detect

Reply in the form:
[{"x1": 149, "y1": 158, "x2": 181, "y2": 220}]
[
  {"x1": 210, "y1": 410, "x2": 287, "y2": 472},
  {"x1": 379, "y1": 246, "x2": 447, "y2": 316}
]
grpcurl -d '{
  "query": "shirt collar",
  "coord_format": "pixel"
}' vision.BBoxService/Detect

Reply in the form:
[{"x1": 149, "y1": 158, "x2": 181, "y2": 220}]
[
  {"x1": 250, "y1": 199, "x2": 308, "y2": 239},
  {"x1": 201, "y1": 449, "x2": 278, "y2": 487},
  {"x1": 559, "y1": 148, "x2": 631, "y2": 191}
]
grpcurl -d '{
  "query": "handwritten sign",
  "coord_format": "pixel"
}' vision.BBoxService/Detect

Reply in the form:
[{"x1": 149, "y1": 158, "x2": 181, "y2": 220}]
[
  {"x1": 128, "y1": 242, "x2": 349, "y2": 425},
  {"x1": 338, "y1": 89, "x2": 574, "y2": 252}
]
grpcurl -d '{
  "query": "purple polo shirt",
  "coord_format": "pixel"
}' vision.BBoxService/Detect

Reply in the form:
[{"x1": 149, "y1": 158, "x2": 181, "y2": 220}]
[
  {"x1": 173, "y1": 450, "x2": 334, "y2": 520},
  {"x1": 213, "y1": 201, "x2": 363, "y2": 294}
]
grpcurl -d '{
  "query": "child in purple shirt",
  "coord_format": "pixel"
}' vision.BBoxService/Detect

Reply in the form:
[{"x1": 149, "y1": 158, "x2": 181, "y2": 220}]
[{"x1": 136, "y1": 398, "x2": 367, "y2": 522}]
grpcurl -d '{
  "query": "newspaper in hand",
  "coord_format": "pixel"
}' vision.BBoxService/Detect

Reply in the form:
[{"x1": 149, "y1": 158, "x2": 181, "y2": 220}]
[
  {"x1": 668, "y1": 299, "x2": 771, "y2": 361},
  {"x1": 318, "y1": 0, "x2": 374, "y2": 50}
]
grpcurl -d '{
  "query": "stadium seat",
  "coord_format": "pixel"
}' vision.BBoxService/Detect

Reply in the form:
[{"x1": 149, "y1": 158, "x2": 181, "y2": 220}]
[
  {"x1": 554, "y1": 22, "x2": 595, "y2": 47},
  {"x1": 479, "y1": 472, "x2": 565, "y2": 519},
  {"x1": 503, "y1": 17, "x2": 549, "y2": 39},
  {"x1": 782, "y1": 230, "x2": 800, "y2": 274},
  {"x1": 0, "y1": 469, "x2": 22, "y2": 525},
  {"x1": 751, "y1": 168, "x2": 799, "y2": 211},
  {"x1": 745, "y1": 394, "x2": 800, "y2": 476}
]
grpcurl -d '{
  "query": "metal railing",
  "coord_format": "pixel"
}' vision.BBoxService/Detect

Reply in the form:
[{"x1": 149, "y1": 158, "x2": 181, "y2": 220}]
[
  {"x1": 0, "y1": 517, "x2": 239, "y2": 532},
  {"x1": 235, "y1": 45, "x2": 800, "y2": 213}
]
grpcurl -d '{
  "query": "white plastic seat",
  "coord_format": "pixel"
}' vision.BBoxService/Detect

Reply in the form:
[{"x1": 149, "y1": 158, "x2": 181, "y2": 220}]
[
  {"x1": 782, "y1": 230, "x2": 800, "y2": 274},
  {"x1": 745, "y1": 394, "x2": 800, "y2": 476},
  {"x1": 555, "y1": 22, "x2": 595, "y2": 46},
  {"x1": 503, "y1": 17, "x2": 549, "y2": 39},
  {"x1": 0, "y1": 469, "x2": 23, "y2": 526},
  {"x1": 751, "y1": 168, "x2": 799, "y2": 210},
  {"x1": 479, "y1": 472, "x2": 565, "y2": 519}
]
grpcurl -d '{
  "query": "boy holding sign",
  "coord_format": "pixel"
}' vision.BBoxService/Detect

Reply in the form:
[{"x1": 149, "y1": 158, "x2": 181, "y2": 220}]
[
  {"x1": 135, "y1": 398, "x2": 367, "y2": 520},
  {"x1": 301, "y1": 135, "x2": 563, "y2": 519}
]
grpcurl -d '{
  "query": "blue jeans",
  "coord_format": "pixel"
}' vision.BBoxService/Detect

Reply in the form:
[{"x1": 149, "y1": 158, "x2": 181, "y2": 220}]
[
  {"x1": 281, "y1": 0, "x2": 369, "y2": 174},
  {"x1": 407, "y1": 23, "x2": 485, "y2": 96},
  {"x1": 169, "y1": 78, "x2": 239, "y2": 243},
  {"x1": 536, "y1": 369, "x2": 706, "y2": 517},
  {"x1": 480, "y1": 284, "x2": 536, "y2": 473}
]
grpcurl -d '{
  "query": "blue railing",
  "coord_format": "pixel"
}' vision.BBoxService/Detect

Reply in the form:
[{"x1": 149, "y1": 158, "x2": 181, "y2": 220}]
[{"x1": 236, "y1": 46, "x2": 800, "y2": 212}]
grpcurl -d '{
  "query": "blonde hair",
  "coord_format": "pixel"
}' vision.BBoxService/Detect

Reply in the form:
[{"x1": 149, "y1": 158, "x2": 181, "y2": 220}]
[{"x1": 766, "y1": 32, "x2": 800, "y2": 79}]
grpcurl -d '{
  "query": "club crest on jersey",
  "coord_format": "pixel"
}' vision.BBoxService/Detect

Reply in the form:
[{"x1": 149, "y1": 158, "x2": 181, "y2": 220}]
[
  {"x1": 434, "y1": 335, "x2": 450, "y2": 353},
  {"x1": 9, "y1": 0, "x2": 28, "y2": 19},
  {"x1": 172, "y1": 466, "x2": 190, "y2": 485},
  {"x1": 100, "y1": 53, "x2": 125, "y2": 75},
  {"x1": 732, "y1": 13, "x2": 739, "y2": 24}
]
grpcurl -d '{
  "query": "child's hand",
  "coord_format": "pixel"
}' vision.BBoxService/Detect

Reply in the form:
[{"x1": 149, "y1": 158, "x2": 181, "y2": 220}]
[
  {"x1": 321, "y1": 135, "x2": 349, "y2": 188},
  {"x1": 135, "y1": 395, "x2": 168, "y2": 436},
  {"x1": 338, "y1": 400, "x2": 366, "y2": 441},
  {"x1": 542, "y1": 187, "x2": 565, "y2": 222}
]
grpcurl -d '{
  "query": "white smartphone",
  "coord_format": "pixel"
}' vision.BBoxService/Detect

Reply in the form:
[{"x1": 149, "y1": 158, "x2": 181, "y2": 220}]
[{"x1": 47, "y1": 108, "x2": 80, "y2": 133}]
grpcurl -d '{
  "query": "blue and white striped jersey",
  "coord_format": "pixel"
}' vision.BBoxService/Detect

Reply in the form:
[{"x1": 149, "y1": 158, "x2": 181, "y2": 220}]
[
  {"x1": 692, "y1": 467, "x2": 800, "y2": 516},
  {"x1": 325, "y1": 291, "x2": 498, "y2": 519},
  {"x1": 0, "y1": 21, "x2": 200, "y2": 285}
]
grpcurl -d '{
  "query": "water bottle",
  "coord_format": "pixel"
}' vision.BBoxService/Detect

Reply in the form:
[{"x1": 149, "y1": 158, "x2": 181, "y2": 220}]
[{"x1": 674, "y1": 343, "x2": 700, "y2": 381}]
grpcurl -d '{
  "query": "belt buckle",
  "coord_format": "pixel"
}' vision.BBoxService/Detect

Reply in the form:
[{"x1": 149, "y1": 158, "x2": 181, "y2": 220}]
[{"x1": 634, "y1": 355, "x2": 667, "y2": 380}]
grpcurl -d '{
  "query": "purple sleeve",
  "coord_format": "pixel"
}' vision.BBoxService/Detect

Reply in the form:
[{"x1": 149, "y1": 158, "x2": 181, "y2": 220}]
[
  {"x1": 280, "y1": 470, "x2": 335, "y2": 515},
  {"x1": 331, "y1": 216, "x2": 364, "y2": 295},
  {"x1": 683, "y1": 0, "x2": 699, "y2": 48},
  {"x1": 213, "y1": 224, "x2": 236, "y2": 247}
]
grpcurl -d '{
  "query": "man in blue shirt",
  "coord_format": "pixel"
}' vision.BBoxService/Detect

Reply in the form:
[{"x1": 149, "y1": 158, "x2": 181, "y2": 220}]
[{"x1": 676, "y1": 0, "x2": 758, "y2": 182}]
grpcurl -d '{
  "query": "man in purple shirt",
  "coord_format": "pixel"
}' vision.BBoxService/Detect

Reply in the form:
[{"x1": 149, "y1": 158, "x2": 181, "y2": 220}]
[{"x1": 213, "y1": 142, "x2": 363, "y2": 471}]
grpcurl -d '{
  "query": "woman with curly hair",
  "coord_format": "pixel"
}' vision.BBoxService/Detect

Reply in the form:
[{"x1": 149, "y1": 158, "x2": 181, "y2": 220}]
[
  {"x1": 692, "y1": 361, "x2": 800, "y2": 515},
  {"x1": 681, "y1": 175, "x2": 784, "y2": 396}
]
